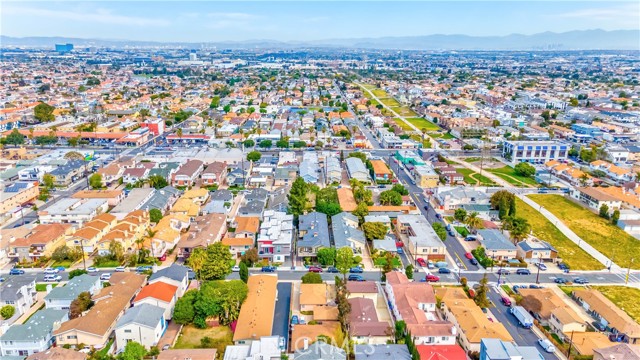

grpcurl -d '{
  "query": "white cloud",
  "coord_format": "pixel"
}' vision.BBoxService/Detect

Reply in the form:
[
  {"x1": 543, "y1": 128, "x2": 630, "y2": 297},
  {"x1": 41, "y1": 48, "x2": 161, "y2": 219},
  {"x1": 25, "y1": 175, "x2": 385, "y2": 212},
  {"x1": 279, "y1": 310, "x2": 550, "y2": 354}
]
[
  {"x1": 553, "y1": 3, "x2": 640, "y2": 26},
  {"x1": 3, "y1": 5, "x2": 170, "y2": 27}
]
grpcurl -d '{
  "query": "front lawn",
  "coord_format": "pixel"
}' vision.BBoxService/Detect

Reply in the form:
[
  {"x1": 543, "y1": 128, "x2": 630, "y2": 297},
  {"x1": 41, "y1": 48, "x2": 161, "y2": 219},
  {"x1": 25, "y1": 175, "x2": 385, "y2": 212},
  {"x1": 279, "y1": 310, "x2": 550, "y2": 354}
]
[
  {"x1": 592, "y1": 286, "x2": 640, "y2": 324},
  {"x1": 174, "y1": 324, "x2": 233, "y2": 354},
  {"x1": 528, "y1": 194, "x2": 639, "y2": 269},
  {"x1": 380, "y1": 97, "x2": 401, "y2": 107},
  {"x1": 487, "y1": 166, "x2": 539, "y2": 187},
  {"x1": 515, "y1": 198, "x2": 603, "y2": 270},
  {"x1": 454, "y1": 226, "x2": 469, "y2": 237},
  {"x1": 406, "y1": 117, "x2": 439, "y2": 131},
  {"x1": 36, "y1": 283, "x2": 58, "y2": 292},
  {"x1": 93, "y1": 260, "x2": 122, "y2": 268},
  {"x1": 51, "y1": 260, "x2": 73, "y2": 268}
]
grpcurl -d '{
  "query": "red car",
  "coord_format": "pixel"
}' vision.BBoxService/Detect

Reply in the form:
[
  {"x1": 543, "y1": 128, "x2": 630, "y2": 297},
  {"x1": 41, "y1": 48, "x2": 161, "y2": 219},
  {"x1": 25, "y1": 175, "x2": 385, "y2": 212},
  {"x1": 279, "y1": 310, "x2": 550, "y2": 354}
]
[
  {"x1": 416, "y1": 258, "x2": 427, "y2": 267},
  {"x1": 464, "y1": 252, "x2": 473, "y2": 260},
  {"x1": 395, "y1": 241, "x2": 404, "y2": 248},
  {"x1": 501, "y1": 296, "x2": 512, "y2": 306},
  {"x1": 308, "y1": 266, "x2": 323, "y2": 273},
  {"x1": 425, "y1": 274, "x2": 440, "y2": 282}
]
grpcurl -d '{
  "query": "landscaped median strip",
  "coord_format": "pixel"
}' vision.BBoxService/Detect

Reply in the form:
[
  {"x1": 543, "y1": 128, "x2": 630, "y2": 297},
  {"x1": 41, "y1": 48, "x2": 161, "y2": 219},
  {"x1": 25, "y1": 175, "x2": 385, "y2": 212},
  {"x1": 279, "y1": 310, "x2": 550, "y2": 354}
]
[{"x1": 527, "y1": 194, "x2": 639, "y2": 270}]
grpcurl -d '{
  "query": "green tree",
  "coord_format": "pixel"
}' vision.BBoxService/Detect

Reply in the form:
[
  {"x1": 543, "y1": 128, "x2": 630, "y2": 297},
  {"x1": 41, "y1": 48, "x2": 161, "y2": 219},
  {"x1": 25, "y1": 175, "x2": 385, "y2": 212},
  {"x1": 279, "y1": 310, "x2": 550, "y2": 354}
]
[
  {"x1": 210, "y1": 96, "x2": 220, "y2": 108},
  {"x1": 69, "y1": 291, "x2": 94, "y2": 319},
  {"x1": 404, "y1": 265, "x2": 414, "y2": 280},
  {"x1": 287, "y1": 177, "x2": 308, "y2": 217},
  {"x1": 118, "y1": 341, "x2": 147, "y2": 360},
  {"x1": 223, "y1": 104, "x2": 231, "y2": 113},
  {"x1": 240, "y1": 248, "x2": 259, "y2": 267},
  {"x1": 148, "y1": 174, "x2": 168, "y2": 189},
  {"x1": 187, "y1": 247, "x2": 207, "y2": 280},
  {"x1": 0, "y1": 305, "x2": 15, "y2": 319},
  {"x1": 431, "y1": 222, "x2": 447, "y2": 241},
  {"x1": 239, "y1": 262, "x2": 249, "y2": 283},
  {"x1": 464, "y1": 212, "x2": 484, "y2": 232},
  {"x1": 474, "y1": 274, "x2": 491, "y2": 308},
  {"x1": 599, "y1": 204, "x2": 610, "y2": 219},
  {"x1": 246, "y1": 151, "x2": 262, "y2": 162},
  {"x1": 502, "y1": 216, "x2": 531, "y2": 244},
  {"x1": 301, "y1": 272, "x2": 323, "y2": 284},
  {"x1": 316, "y1": 202, "x2": 342, "y2": 217},
  {"x1": 34, "y1": 102, "x2": 55, "y2": 122},
  {"x1": 348, "y1": 152, "x2": 367, "y2": 163},
  {"x1": 89, "y1": 173, "x2": 103, "y2": 189},
  {"x1": 42, "y1": 173, "x2": 55, "y2": 189},
  {"x1": 173, "y1": 290, "x2": 197, "y2": 324},
  {"x1": 276, "y1": 139, "x2": 289, "y2": 148},
  {"x1": 68, "y1": 269, "x2": 88, "y2": 279},
  {"x1": 379, "y1": 190, "x2": 402, "y2": 206},
  {"x1": 352, "y1": 202, "x2": 369, "y2": 225},
  {"x1": 4, "y1": 128, "x2": 25, "y2": 146},
  {"x1": 454, "y1": 208, "x2": 467, "y2": 222},
  {"x1": 612, "y1": 209, "x2": 620, "y2": 225},
  {"x1": 362, "y1": 222, "x2": 388, "y2": 241},
  {"x1": 109, "y1": 241, "x2": 125, "y2": 262},
  {"x1": 149, "y1": 208, "x2": 163, "y2": 223},
  {"x1": 317, "y1": 247, "x2": 337, "y2": 266},
  {"x1": 200, "y1": 243, "x2": 233, "y2": 280},
  {"x1": 259, "y1": 140, "x2": 272, "y2": 148},
  {"x1": 514, "y1": 162, "x2": 536, "y2": 177},
  {"x1": 67, "y1": 136, "x2": 80, "y2": 147},
  {"x1": 569, "y1": 98, "x2": 579, "y2": 107},
  {"x1": 391, "y1": 184, "x2": 408, "y2": 195},
  {"x1": 336, "y1": 247, "x2": 354, "y2": 282},
  {"x1": 243, "y1": 139, "x2": 255, "y2": 147}
]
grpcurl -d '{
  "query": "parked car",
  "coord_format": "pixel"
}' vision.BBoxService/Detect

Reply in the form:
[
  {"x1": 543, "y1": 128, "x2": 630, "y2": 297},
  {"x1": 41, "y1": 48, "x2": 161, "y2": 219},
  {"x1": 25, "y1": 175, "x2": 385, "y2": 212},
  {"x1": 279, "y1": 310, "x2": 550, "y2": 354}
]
[
  {"x1": 438, "y1": 268, "x2": 451, "y2": 274},
  {"x1": 516, "y1": 269, "x2": 531, "y2": 275},
  {"x1": 497, "y1": 269, "x2": 511, "y2": 275},
  {"x1": 416, "y1": 258, "x2": 427, "y2": 267},
  {"x1": 231, "y1": 265, "x2": 240, "y2": 272},
  {"x1": 136, "y1": 265, "x2": 153, "y2": 273},
  {"x1": 308, "y1": 266, "x2": 323, "y2": 273},
  {"x1": 9, "y1": 268, "x2": 25, "y2": 275},
  {"x1": 592, "y1": 321, "x2": 607, "y2": 332},
  {"x1": 554, "y1": 277, "x2": 568, "y2": 284},
  {"x1": 262, "y1": 266, "x2": 276, "y2": 273},
  {"x1": 558, "y1": 262, "x2": 570, "y2": 271},
  {"x1": 538, "y1": 339, "x2": 556, "y2": 353},
  {"x1": 349, "y1": 267, "x2": 363, "y2": 273},
  {"x1": 573, "y1": 277, "x2": 589, "y2": 284},
  {"x1": 425, "y1": 274, "x2": 440, "y2": 282},
  {"x1": 424, "y1": 205, "x2": 429, "y2": 211},
  {"x1": 501, "y1": 296, "x2": 512, "y2": 306},
  {"x1": 397, "y1": 247, "x2": 404, "y2": 254},
  {"x1": 43, "y1": 268, "x2": 59, "y2": 275},
  {"x1": 54, "y1": 266, "x2": 66, "y2": 272},
  {"x1": 464, "y1": 235, "x2": 477, "y2": 241},
  {"x1": 162, "y1": 344, "x2": 170, "y2": 351},
  {"x1": 86, "y1": 267, "x2": 98, "y2": 273},
  {"x1": 44, "y1": 274, "x2": 62, "y2": 282},
  {"x1": 326, "y1": 266, "x2": 339, "y2": 273},
  {"x1": 348, "y1": 274, "x2": 364, "y2": 281},
  {"x1": 536, "y1": 263, "x2": 548, "y2": 271},
  {"x1": 291, "y1": 315, "x2": 299, "y2": 325},
  {"x1": 114, "y1": 266, "x2": 126, "y2": 272},
  {"x1": 464, "y1": 252, "x2": 473, "y2": 260},
  {"x1": 469, "y1": 258, "x2": 478, "y2": 265},
  {"x1": 529, "y1": 284, "x2": 544, "y2": 289},
  {"x1": 100, "y1": 273, "x2": 112, "y2": 281}
]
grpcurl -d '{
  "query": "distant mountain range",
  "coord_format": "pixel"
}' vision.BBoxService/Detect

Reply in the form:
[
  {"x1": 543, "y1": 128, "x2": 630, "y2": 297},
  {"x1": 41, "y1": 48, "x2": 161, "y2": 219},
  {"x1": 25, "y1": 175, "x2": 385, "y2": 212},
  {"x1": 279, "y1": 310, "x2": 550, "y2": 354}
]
[{"x1": 2, "y1": 29, "x2": 639, "y2": 50}]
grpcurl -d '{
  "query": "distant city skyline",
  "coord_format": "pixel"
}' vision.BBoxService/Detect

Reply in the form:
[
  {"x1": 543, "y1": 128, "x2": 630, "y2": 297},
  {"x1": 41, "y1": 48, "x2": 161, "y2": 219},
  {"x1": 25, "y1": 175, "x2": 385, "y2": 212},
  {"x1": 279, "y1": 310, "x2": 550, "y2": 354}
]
[{"x1": 2, "y1": 1, "x2": 639, "y2": 43}]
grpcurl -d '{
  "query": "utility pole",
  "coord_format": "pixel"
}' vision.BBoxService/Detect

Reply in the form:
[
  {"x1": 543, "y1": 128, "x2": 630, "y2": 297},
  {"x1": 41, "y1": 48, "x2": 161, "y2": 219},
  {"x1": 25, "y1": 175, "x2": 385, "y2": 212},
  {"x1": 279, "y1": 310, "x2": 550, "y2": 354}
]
[
  {"x1": 80, "y1": 239, "x2": 87, "y2": 270},
  {"x1": 626, "y1": 258, "x2": 634, "y2": 285},
  {"x1": 567, "y1": 330, "x2": 575, "y2": 359},
  {"x1": 535, "y1": 255, "x2": 542, "y2": 284}
]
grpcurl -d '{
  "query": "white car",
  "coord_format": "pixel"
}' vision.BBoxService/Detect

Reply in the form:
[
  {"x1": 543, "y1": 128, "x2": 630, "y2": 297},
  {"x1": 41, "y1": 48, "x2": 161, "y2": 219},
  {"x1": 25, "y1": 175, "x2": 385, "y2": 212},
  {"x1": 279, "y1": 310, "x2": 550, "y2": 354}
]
[
  {"x1": 43, "y1": 274, "x2": 62, "y2": 282},
  {"x1": 538, "y1": 339, "x2": 555, "y2": 353},
  {"x1": 43, "y1": 267, "x2": 59, "y2": 275},
  {"x1": 114, "y1": 266, "x2": 126, "y2": 272},
  {"x1": 86, "y1": 267, "x2": 98, "y2": 273},
  {"x1": 232, "y1": 265, "x2": 240, "y2": 272},
  {"x1": 535, "y1": 263, "x2": 548, "y2": 271},
  {"x1": 100, "y1": 273, "x2": 112, "y2": 281}
]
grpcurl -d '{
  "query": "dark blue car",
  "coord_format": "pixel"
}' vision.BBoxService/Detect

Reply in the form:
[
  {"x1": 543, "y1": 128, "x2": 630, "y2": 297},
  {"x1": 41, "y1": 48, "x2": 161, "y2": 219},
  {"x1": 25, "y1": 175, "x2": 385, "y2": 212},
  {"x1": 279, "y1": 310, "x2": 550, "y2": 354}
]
[
  {"x1": 262, "y1": 266, "x2": 276, "y2": 273},
  {"x1": 438, "y1": 268, "x2": 451, "y2": 274},
  {"x1": 349, "y1": 267, "x2": 363, "y2": 273},
  {"x1": 348, "y1": 274, "x2": 364, "y2": 281}
]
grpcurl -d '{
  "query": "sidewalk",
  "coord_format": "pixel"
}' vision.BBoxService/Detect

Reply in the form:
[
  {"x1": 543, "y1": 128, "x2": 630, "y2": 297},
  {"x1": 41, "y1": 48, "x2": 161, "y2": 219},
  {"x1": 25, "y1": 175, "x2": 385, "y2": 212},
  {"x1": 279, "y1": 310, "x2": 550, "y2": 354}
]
[
  {"x1": 451, "y1": 158, "x2": 621, "y2": 272},
  {"x1": 15, "y1": 292, "x2": 46, "y2": 324}
]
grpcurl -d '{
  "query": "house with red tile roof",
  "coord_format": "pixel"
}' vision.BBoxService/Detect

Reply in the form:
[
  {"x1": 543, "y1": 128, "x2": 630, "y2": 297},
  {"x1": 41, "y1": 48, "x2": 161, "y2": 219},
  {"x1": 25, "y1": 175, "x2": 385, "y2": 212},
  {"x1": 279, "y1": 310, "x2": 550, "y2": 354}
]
[{"x1": 133, "y1": 281, "x2": 179, "y2": 320}]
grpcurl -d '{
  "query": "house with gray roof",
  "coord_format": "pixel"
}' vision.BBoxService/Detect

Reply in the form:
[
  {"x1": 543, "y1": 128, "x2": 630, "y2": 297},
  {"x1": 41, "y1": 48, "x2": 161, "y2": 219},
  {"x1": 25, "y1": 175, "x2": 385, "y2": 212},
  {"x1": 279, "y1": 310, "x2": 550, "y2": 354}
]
[
  {"x1": 149, "y1": 264, "x2": 189, "y2": 297},
  {"x1": 140, "y1": 186, "x2": 181, "y2": 212},
  {"x1": 49, "y1": 160, "x2": 87, "y2": 187},
  {"x1": 45, "y1": 274, "x2": 101, "y2": 310},
  {"x1": 0, "y1": 275, "x2": 37, "y2": 320},
  {"x1": 434, "y1": 186, "x2": 492, "y2": 211},
  {"x1": 346, "y1": 157, "x2": 370, "y2": 183},
  {"x1": 297, "y1": 212, "x2": 330, "y2": 258},
  {"x1": 480, "y1": 338, "x2": 543, "y2": 360},
  {"x1": 294, "y1": 341, "x2": 346, "y2": 360},
  {"x1": 148, "y1": 162, "x2": 181, "y2": 182},
  {"x1": 203, "y1": 189, "x2": 234, "y2": 215},
  {"x1": 114, "y1": 304, "x2": 166, "y2": 350},
  {"x1": 325, "y1": 157, "x2": 342, "y2": 185},
  {"x1": 331, "y1": 212, "x2": 366, "y2": 253},
  {"x1": 354, "y1": 344, "x2": 410, "y2": 360},
  {"x1": 0, "y1": 308, "x2": 68, "y2": 356},
  {"x1": 477, "y1": 229, "x2": 518, "y2": 261}
]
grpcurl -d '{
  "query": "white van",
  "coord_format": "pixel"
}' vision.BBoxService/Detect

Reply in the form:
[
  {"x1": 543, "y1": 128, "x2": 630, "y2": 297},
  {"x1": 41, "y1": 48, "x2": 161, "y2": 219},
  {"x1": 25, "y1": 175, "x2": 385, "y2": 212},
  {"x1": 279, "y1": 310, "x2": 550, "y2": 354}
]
[{"x1": 538, "y1": 339, "x2": 555, "y2": 353}]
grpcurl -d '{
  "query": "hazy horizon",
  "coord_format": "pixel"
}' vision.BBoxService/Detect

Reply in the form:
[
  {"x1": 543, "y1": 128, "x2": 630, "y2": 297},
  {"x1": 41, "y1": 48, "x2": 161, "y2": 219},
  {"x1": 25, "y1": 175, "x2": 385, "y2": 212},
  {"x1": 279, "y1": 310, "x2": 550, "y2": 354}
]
[{"x1": 2, "y1": 1, "x2": 639, "y2": 43}]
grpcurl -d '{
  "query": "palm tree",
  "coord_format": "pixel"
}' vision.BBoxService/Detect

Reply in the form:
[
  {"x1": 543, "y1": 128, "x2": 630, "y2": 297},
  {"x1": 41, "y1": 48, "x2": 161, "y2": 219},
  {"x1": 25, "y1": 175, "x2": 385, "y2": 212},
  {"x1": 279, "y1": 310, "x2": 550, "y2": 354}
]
[
  {"x1": 176, "y1": 128, "x2": 183, "y2": 140},
  {"x1": 465, "y1": 212, "x2": 484, "y2": 233},
  {"x1": 502, "y1": 217, "x2": 531, "y2": 244}
]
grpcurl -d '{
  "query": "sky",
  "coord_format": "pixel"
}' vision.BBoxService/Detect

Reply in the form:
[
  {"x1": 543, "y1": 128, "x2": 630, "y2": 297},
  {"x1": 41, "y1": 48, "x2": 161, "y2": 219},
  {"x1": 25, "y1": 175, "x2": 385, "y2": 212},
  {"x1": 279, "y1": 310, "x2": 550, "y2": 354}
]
[{"x1": 2, "y1": 1, "x2": 639, "y2": 42}]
